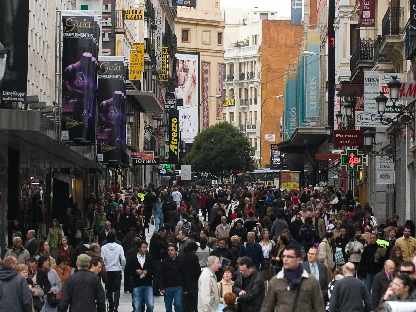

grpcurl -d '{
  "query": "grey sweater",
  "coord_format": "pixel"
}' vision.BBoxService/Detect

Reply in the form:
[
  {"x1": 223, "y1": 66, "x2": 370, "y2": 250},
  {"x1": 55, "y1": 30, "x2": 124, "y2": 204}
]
[{"x1": 329, "y1": 276, "x2": 372, "y2": 312}]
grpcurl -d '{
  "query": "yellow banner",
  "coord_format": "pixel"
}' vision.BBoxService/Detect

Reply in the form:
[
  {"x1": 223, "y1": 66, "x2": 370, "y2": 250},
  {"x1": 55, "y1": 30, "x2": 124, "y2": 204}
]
[
  {"x1": 124, "y1": 9, "x2": 144, "y2": 20},
  {"x1": 129, "y1": 42, "x2": 144, "y2": 80},
  {"x1": 159, "y1": 47, "x2": 169, "y2": 81},
  {"x1": 223, "y1": 98, "x2": 235, "y2": 107},
  {"x1": 129, "y1": 65, "x2": 142, "y2": 81}
]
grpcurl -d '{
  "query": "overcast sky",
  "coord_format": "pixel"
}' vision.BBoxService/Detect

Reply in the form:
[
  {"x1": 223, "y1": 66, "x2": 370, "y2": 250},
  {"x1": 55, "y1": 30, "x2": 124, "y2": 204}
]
[{"x1": 221, "y1": 0, "x2": 291, "y2": 17}]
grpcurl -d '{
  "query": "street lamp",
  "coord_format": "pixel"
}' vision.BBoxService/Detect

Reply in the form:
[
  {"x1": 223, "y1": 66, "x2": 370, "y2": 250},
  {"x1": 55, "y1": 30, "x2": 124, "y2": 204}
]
[
  {"x1": 363, "y1": 128, "x2": 376, "y2": 148},
  {"x1": 376, "y1": 92, "x2": 388, "y2": 116},
  {"x1": 388, "y1": 75, "x2": 401, "y2": 103}
]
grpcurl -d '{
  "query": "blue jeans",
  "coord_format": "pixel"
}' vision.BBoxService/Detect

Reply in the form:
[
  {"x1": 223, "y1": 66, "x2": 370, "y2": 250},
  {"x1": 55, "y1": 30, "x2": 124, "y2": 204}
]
[
  {"x1": 132, "y1": 286, "x2": 154, "y2": 312},
  {"x1": 153, "y1": 209, "x2": 164, "y2": 232},
  {"x1": 164, "y1": 287, "x2": 183, "y2": 312}
]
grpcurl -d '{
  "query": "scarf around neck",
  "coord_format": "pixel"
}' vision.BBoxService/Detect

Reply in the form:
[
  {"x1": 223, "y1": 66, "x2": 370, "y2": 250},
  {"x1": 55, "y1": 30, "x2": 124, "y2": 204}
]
[{"x1": 284, "y1": 264, "x2": 303, "y2": 290}]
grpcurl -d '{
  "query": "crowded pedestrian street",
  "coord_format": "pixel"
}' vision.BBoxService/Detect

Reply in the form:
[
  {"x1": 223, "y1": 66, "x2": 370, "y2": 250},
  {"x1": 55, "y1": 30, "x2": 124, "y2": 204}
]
[{"x1": 3, "y1": 0, "x2": 416, "y2": 312}]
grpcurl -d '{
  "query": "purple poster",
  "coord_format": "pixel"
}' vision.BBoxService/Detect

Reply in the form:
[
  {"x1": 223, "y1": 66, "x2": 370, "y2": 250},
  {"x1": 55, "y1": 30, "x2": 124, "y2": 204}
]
[{"x1": 61, "y1": 15, "x2": 100, "y2": 144}]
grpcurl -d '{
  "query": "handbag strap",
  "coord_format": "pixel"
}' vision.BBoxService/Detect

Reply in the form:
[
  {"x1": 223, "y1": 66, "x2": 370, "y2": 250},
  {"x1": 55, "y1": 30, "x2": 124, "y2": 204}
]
[{"x1": 291, "y1": 278, "x2": 304, "y2": 312}]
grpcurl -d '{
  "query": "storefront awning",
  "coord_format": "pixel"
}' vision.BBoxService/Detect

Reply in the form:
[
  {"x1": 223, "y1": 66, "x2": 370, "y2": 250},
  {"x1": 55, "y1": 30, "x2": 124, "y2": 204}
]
[
  {"x1": 126, "y1": 90, "x2": 163, "y2": 113},
  {"x1": 278, "y1": 127, "x2": 331, "y2": 153}
]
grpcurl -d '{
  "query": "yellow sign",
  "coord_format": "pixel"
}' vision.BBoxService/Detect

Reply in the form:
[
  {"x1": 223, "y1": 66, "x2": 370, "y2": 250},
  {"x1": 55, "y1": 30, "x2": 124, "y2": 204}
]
[
  {"x1": 159, "y1": 47, "x2": 169, "y2": 81},
  {"x1": 223, "y1": 98, "x2": 235, "y2": 107},
  {"x1": 169, "y1": 116, "x2": 178, "y2": 156},
  {"x1": 124, "y1": 9, "x2": 144, "y2": 20},
  {"x1": 129, "y1": 43, "x2": 144, "y2": 81}
]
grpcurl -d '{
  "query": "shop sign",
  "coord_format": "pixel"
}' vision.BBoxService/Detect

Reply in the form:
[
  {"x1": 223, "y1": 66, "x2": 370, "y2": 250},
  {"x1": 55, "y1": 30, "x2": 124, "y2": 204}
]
[
  {"x1": 180, "y1": 165, "x2": 192, "y2": 181},
  {"x1": 129, "y1": 43, "x2": 144, "y2": 81},
  {"x1": 123, "y1": 9, "x2": 144, "y2": 20},
  {"x1": 223, "y1": 98, "x2": 235, "y2": 107},
  {"x1": 270, "y1": 144, "x2": 282, "y2": 170},
  {"x1": 159, "y1": 47, "x2": 169, "y2": 81},
  {"x1": 165, "y1": 92, "x2": 176, "y2": 110},
  {"x1": 333, "y1": 130, "x2": 363, "y2": 148},
  {"x1": 340, "y1": 149, "x2": 365, "y2": 171},
  {"x1": 176, "y1": 0, "x2": 197, "y2": 7},
  {"x1": 169, "y1": 110, "x2": 179, "y2": 163},
  {"x1": 131, "y1": 151, "x2": 157, "y2": 165},
  {"x1": 358, "y1": 0, "x2": 375, "y2": 27},
  {"x1": 265, "y1": 133, "x2": 276, "y2": 143},
  {"x1": 376, "y1": 156, "x2": 395, "y2": 185}
]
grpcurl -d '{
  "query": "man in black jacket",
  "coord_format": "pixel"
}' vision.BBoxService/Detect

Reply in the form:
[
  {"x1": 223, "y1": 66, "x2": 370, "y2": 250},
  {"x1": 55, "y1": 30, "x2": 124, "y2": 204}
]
[
  {"x1": 371, "y1": 259, "x2": 395, "y2": 308},
  {"x1": 125, "y1": 240, "x2": 154, "y2": 312},
  {"x1": 179, "y1": 241, "x2": 201, "y2": 312},
  {"x1": 60, "y1": 254, "x2": 106, "y2": 312},
  {"x1": 160, "y1": 244, "x2": 185, "y2": 312},
  {"x1": 233, "y1": 256, "x2": 265, "y2": 312}
]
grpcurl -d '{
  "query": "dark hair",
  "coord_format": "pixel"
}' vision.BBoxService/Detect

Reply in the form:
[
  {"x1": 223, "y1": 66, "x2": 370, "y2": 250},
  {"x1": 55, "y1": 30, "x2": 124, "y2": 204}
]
[
  {"x1": 89, "y1": 257, "x2": 103, "y2": 269},
  {"x1": 137, "y1": 240, "x2": 148, "y2": 249},
  {"x1": 107, "y1": 230, "x2": 116, "y2": 242},
  {"x1": 396, "y1": 273, "x2": 415, "y2": 293},
  {"x1": 167, "y1": 243, "x2": 177, "y2": 251},
  {"x1": 284, "y1": 244, "x2": 303, "y2": 258},
  {"x1": 238, "y1": 256, "x2": 255, "y2": 268},
  {"x1": 56, "y1": 255, "x2": 68, "y2": 266},
  {"x1": 223, "y1": 266, "x2": 234, "y2": 274},
  {"x1": 400, "y1": 261, "x2": 416, "y2": 272}
]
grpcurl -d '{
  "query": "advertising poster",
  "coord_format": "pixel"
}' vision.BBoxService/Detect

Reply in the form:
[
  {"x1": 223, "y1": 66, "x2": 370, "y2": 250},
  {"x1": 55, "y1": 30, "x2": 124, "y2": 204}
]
[
  {"x1": 97, "y1": 57, "x2": 126, "y2": 163},
  {"x1": 358, "y1": 0, "x2": 375, "y2": 27},
  {"x1": 0, "y1": 0, "x2": 29, "y2": 107},
  {"x1": 270, "y1": 144, "x2": 281, "y2": 170},
  {"x1": 305, "y1": 31, "x2": 320, "y2": 125},
  {"x1": 284, "y1": 73, "x2": 298, "y2": 140},
  {"x1": 201, "y1": 61, "x2": 210, "y2": 129},
  {"x1": 175, "y1": 53, "x2": 199, "y2": 143},
  {"x1": 61, "y1": 15, "x2": 100, "y2": 144},
  {"x1": 180, "y1": 165, "x2": 192, "y2": 181},
  {"x1": 376, "y1": 156, "x2": 395, "y2": 185},
  {"x1": 217, "y1": 63, "x2": 225, "y2": 120},
  {"x1": 168, "y1": 110, "x2": 180, "y2": 163},
  {"x1": 280, "y1": 171, "x2": 301, "y2": 191}
]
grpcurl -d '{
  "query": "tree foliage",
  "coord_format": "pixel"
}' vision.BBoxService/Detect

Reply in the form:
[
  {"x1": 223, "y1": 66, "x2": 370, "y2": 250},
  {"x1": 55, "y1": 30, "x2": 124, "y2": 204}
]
[{"x1": 187, "y1": 122, "x2": 254, "y2": 176}]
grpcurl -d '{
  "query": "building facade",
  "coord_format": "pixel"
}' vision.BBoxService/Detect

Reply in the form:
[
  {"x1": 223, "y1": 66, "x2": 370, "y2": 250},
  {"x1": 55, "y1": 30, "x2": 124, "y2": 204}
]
[{"x1": 175, "y1": 0, "x2": 225, "y2": 128}]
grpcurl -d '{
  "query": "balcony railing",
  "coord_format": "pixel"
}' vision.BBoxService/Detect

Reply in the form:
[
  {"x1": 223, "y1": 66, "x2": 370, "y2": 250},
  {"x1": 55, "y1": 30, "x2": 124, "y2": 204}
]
[
  {"x1": 247, "y1": 72, "x2": 255, "y2": 80},
  {"x1": 226, "y1": 75, "x2": 234, "y2": 81},
  {"x1": 350, "y1": 38, "x2": 374, "y2": 74},
  {"x1": 240, "y1": 99, "x2": 249, "y2": 106},
  {"x1": 382, "y1": 7, "x2": 401, "y2": 36},
  {"x1": 405, "y1": 24, "x2": 416, "y2": 60},
  {"x1": 239, "y1": 73, "x2": 246, "y2": 80}
]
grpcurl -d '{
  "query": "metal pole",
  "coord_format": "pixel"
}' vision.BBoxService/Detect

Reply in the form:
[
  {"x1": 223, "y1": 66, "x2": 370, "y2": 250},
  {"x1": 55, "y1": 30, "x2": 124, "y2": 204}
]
[{"x1": 328, "y1": 0, "x2": 335, "y2": 131}]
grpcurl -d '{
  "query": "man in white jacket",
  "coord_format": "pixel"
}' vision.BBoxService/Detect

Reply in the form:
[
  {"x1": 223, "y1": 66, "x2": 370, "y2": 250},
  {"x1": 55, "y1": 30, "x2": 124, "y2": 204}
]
[
  {"x1": 101, "y1": 230, "x2": 126, "y2": 312},
  {"x1": 198, "y1": 256, "x2": 221, "y2": 312}
]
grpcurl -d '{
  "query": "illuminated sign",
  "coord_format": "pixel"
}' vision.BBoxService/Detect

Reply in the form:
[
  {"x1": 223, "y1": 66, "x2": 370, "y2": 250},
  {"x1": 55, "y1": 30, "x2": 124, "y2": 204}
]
[
  {"x1": 159, "y1": 47, "x2": 169, "y2": 81},
  {"x1": 340, "y1": 149, "x2": 365, "y2": 171},
  {"x1": 169, "y1": 111, "x2": 179, "y2": 163},
  {"x1": 123, "y1": 9, "x2": 144, "y2": 20},
  {"x1": 223, "y1": 98, "x2": 235, "y2": 107}
]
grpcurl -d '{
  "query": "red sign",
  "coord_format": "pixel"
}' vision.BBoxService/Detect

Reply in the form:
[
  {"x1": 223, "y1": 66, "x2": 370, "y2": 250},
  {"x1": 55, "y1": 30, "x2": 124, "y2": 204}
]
[
  {"x1": 131, "y1": 151, "x2": 155, "y2": 160},
  {"x1": 358, "y1": 0, "x2": 375, "y2": 27},
  {"x1": 315, "y1": 153, "x2": 341, "y2": 161},
  {"x1": 333, "y1": 130, "x2": 363, "y2": 148}
]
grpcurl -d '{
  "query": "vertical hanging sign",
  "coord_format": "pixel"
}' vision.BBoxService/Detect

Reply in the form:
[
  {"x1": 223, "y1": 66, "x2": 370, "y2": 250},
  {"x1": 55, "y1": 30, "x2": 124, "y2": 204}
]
[
  {"x1": 159, "y1": 46, "x2": 169, "y2": 81},
  {"x1": 129, "y1": 42, "x2": 144, "y2": 80},
  {"x1": 168, "y1": 110, "x2": 180, "y2": 163},
  {"x1": 358, "y1": 0, "x2": 375, "y2": 27},
  {"x1": 201, "y1": 61, "x2": 210, "y2": 128}
]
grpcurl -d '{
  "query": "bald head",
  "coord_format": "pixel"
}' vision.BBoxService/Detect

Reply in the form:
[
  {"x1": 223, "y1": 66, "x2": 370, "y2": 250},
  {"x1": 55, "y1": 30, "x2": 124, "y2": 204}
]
[
  {"x1": 342, "y1": 262, "x2": 356, "y2": 276},
  {"x1": 384, "y1": 260, "x2": 396, "y2": 274}
]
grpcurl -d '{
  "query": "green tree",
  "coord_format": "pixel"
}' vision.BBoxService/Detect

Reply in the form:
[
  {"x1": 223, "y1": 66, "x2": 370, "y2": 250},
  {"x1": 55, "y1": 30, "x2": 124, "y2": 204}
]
[{"x1": 187, "y1": 122, "x2": 254, "y2": 176}]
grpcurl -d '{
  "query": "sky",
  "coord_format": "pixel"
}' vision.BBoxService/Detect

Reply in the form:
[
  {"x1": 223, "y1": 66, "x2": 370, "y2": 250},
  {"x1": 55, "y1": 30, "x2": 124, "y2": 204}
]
[{"x1": 221, "y1": 0, "x2": 291, "y2": 17}]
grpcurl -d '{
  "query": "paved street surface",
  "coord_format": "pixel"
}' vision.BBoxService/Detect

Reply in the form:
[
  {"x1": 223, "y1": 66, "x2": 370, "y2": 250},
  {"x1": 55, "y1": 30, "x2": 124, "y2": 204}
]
[{"x1": 118, "y1": 224, "x2": 165, "y2": 312}]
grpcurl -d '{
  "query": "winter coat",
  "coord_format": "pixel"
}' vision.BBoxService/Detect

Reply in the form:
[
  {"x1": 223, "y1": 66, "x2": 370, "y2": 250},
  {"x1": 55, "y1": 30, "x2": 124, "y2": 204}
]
[
  {"x1": 198, "y1": 268, "x2": 220, "y2": 312},
  {"x1": 318, "y1": 239, "x2": 334, "y2": 271},
  {"x1": 0, "y1": 267, "x2": 32, "y2": 312},
  {"x1": 233, "y1": 270, "x2": 265, "y2": 312}
]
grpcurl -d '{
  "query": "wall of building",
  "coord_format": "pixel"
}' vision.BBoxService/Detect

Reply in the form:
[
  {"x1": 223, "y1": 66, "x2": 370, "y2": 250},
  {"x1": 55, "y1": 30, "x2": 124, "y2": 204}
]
[{"x1": 260, "y1": 20, "x2": 303, "y2": 167}]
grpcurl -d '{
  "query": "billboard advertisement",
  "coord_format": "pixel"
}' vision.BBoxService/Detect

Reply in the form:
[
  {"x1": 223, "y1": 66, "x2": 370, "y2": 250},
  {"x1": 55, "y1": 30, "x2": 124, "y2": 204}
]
[
  {"x1": 217, "y1": 63, "x2": 226, "y2": 120},
  {"x1": 175, "y1": 53, "x2": 199, "y2": 143},
  {"x1": 97, "y1": 57, "x2": 126, "y2": 163},
  {"x1": 61, "y1": 15, "x2": 100, "y2": 144},
  {"x1": 168, "y1": 110, "x2": 180, "y2": 164},
  {"x1": 284, "y1": 74, "x2": 298, "y2": 140},
  {"x1": 0, "y1": 0, "x2": 29, "y2": 107},
  {"x1": 304, "y1": 31, "x2": 320, "y2": 125},
  {"x1": 280, "y1": 171, "x2": 301, "y2": 191},
  {"x1": 201, "y1": 61, "x2": 209, "y2": 129}
]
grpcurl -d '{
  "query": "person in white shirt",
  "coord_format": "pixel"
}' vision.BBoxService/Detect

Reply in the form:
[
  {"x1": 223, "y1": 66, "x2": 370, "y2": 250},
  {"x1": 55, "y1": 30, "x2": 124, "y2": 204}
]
[
  {"x1": 171, "y1": 188, "x2": 182, "y2": 209},
  {"x1": 198, "y1": 256, "x2": 221, "y2": 312},
  {"x1": 101, "y1": 230, "x2": 126, "y2": 312}
]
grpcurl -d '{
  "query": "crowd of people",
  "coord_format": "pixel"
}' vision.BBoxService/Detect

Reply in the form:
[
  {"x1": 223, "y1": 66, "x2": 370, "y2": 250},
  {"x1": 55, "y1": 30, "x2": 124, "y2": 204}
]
[{"x1": 1, "y1": 184, "x2": 416, "y2": 312}]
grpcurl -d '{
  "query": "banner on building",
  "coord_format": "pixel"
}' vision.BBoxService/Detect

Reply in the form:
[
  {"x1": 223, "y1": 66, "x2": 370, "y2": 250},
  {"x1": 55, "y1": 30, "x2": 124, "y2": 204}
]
[
  {"x1": 129, "y1": 42, "x2": 144, "y2": 81},
  {"x1": 217, "y1": 63, "x2": 226, "y2": 120},
  {"x1": 168, "y1": 110, "x2": 179, "y2": 163},
  {"x1": 175, "y1": 53, "x2": 199, "y2": 143},
  {"x1": 284, "y1": 74, "x2": 298, "y2": 140},
  {"x1": 0, "y1": 0, "x2": 29, "y2": 107},
  {"x1": 97, "y1": 57, "x2": 126, "y2": 163},
  {"x1": 201, "y1": 61, "x2": 209, "y2": 129},
  {"x1": 333, "y1": 130, "x2": 363, "y2": 148},
  {"x1": 358, "y1": 0, "x2": 375, "y2": 27},
  {"x1": 180, "y1": 165, "x2": 192, "y2": 181},
  {"x1": 176, "y1": 0, "x2": 197, "y2": 7},
  {"x1": 376, "y1": 156, "x2": 395, "y2": 185},
  {"x1": 159, "y1": 46, "x2": 169, "y2": 81},
  {"x1": 291, "y1": 0, "x2": 303, "y2": 24},
  {"x1": 270, "y1": 144, "x2": 282, "y2": 170},
  {"x1": 61, "y1": 14, "x2": 100, "y2": 144},
  {"x1": 280, "y1": 171, "x2": 300, "y2": 191},
  {"x1": 131, "y1": 151, "x2": 158, "y2": 165},
  {"x1": 123, "y1": 8, "x2": 144, "y2": 20},
  {"x1": 304, "y1": 30, "x2": 320, "y2": 125}
]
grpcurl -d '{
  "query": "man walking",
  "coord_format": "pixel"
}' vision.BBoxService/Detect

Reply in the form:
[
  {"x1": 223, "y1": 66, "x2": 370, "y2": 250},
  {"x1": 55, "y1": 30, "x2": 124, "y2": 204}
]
[
  {"x1": 101, "y1": 230, "x2": 126, "y2": 312},
  {"x1": 198, "y1": 256, "x2": 221, "y2": 312},
  {"x1": 125, "y1": 241, "x2": 154, "y2": 312},
  {"x1": 328, "y1": 262, "x2": 371, "y2": 312},
  {"x1": 160, "y1": 244, "x2": 185, "y2": 312},
  {"x1": 395, "y1": 226, "x2": 416, "y2": 262},
  {"x1": 371, "y1": 259, "x2": 395, "y2": 308},
  {"x1": 0, "y1": 256, "x2": 32, "y2": 312},
  {"x1": 5, "y1": 236, "x2": 30, "y2": 264},
  {"x1": 60, "y1": 254, "x2": 106, "y2": 312},
  {"x1": 261, "y1": 244, "x2": 325, "y2": 312},
  {"x1": 233, "y1": 256, "x2": 265, "y2": 312},
  {"x1": 303, "y1": 246, "x2": 330, "y2": 302}
]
